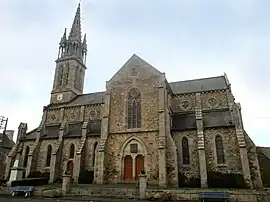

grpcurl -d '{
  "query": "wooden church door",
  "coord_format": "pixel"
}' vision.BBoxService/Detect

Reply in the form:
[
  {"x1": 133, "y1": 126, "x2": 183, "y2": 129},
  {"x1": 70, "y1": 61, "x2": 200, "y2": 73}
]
[
  {"x1": 124, "y1": 155, "x2": 133, "y2": 180},
  {"x1": 135, "y1": 155, "x2": 144, "y2": 180},
  {"x1": 67, "y1": 160, "x2": 74, "y2": 178}
]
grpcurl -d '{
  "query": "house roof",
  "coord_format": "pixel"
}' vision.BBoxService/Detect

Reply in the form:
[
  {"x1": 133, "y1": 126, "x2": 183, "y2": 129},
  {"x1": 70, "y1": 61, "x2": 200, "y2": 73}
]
[{"x1": 1, "y1": 133, "x2": 15, "y2": 149}]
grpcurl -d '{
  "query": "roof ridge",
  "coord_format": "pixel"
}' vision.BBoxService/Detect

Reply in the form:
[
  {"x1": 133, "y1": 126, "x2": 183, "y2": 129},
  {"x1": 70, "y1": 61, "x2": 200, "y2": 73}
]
[
  {"x1": 169, "y1": 75, "x2": 225, "y2": 84},
  {"x1": 257, "y1": 146, "x2": 270, "y2": 149}
]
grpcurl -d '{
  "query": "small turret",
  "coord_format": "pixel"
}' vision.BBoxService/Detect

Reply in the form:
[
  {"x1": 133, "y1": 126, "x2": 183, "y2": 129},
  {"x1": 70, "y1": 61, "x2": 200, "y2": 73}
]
[
  {"x1": 58, "y1": 28, "x2": 67, "y2": 58},
  {"x1": 82, "y1": 34, "x2": 87, "y2": 64}
]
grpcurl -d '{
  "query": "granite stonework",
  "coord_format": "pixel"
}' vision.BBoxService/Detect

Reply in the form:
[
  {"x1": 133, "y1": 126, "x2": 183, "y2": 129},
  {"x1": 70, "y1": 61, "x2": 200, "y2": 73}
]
[{"x1": 4, "y1": 4, "x2": 269, "y2": 191}]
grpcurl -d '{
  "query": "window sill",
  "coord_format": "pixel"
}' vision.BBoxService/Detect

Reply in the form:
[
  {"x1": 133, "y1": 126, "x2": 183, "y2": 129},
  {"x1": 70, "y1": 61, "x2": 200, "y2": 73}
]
[
  {"x1": 126, "y1": 128, "x2": 142, "y2": 133},
  {"x1": 216, "y1": 163, "x2": 227, "y2": 167}
]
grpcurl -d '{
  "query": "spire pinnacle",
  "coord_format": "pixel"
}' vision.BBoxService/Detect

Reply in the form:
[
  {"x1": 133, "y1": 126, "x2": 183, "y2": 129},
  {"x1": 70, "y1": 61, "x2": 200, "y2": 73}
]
[
  {"x1": 68, "y1": 3, "x2": 81, "y2": 42},
  {"x1": 59, "y1": 28, "x2": 67, "y2": 46}
]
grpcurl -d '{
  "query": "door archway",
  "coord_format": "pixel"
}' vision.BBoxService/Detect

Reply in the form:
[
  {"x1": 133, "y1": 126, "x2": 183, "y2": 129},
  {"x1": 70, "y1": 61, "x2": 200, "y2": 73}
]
[
  {"x1": 135, "y1": 155, "x2": 144, "y2": 180},
  {"x1": 124, "y1": 155, "x2": 133, "y2": 180}
]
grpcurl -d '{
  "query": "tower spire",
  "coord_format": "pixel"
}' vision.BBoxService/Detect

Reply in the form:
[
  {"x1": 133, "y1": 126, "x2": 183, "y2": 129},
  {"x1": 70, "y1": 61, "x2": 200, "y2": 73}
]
[{"x1": 68, "y1": 3, "x2": 81, "y2": 42}]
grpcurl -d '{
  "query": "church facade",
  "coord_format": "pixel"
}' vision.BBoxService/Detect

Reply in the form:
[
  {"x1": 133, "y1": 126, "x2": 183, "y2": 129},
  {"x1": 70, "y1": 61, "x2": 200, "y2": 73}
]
[{"x1": 5, "y1": 4, "x2": 267, "y2": 188}]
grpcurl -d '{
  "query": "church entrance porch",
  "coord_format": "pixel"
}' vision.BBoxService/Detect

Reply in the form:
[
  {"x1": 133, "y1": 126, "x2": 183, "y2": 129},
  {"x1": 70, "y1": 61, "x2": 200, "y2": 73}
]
[{"x1": 120, "y1": 136, "x2": 148, "y2": 183}]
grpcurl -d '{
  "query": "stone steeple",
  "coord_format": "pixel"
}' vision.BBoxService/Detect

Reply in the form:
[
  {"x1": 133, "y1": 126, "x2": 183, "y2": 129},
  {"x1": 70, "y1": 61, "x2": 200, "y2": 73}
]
[
  {"x1": 68, "y1": 3, "x2": 82, "y2": 43},
  {"x1": 57, "y1": 3, "x2": 87, "y2": 64},
  {"x1": 51, "y1": 3, "x2": 87, "y2": 104}
]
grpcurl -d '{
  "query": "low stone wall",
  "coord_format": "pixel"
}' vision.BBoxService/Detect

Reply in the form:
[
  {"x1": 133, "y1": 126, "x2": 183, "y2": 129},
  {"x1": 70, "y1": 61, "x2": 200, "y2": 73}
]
[
  {"x1": 146, "y1": 188, "x2": 270, "y2": 202},
  {"x1": 1, "y1": 185, "x2": 269, "y2": 201}
]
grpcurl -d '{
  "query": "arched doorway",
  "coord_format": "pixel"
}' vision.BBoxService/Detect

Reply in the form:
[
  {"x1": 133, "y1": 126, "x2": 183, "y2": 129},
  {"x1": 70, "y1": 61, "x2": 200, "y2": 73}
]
[
  {"x1": 135, "y1": 155, "x2": 144, "y2": 180},
  {"x1": 67, "y1": 160, "x2": 74, "y2": 179},
  {"x1": 124, "y1": 155, "x2": 133, "y2": 180}
]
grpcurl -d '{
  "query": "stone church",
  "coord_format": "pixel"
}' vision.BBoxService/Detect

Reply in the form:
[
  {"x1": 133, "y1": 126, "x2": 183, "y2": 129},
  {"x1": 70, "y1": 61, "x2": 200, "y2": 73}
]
[{"x1": 5, "y1": 4, "x2": 269, "y2": 188}]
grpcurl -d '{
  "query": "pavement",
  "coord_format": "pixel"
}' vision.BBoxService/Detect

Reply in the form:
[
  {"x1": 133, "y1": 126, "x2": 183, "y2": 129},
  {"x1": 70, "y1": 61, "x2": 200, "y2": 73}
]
[{"x1": 0, "y1": 196, "x2": 150, "y2": 202}]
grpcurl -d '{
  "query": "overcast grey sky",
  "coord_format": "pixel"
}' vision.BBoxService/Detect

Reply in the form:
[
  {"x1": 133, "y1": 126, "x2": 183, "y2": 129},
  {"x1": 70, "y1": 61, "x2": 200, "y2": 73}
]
[{"x1": 0, "y1": 0, "x2": 269, "y2": 146}]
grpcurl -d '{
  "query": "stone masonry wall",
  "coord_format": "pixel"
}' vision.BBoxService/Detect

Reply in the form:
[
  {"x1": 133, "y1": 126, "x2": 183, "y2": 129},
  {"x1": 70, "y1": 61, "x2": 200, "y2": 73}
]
[
  {"x1": 21, "y1": 140, "x2": 35, "y2": 168},
  {"x1": 204, "y1": 127, "x2": 242, "y2": 174},
  {"x1": 36, "y1": 139, "x2": 59, "y2": 173},
  {"x1": 84, "y1": 137, "x2": 100, "y2": 171},
  {"x1": 172, "y1": 130, "x2": 200, "y2": 179},
  {"x1": 61, "y1": 138, "x2": 81, "y2": 175},
  {"x1": 171, "y1": 90, "x2": 229, "y2": 113},
  {"x1": 108, "y1": 76, "x2": 160, "y2": 133},
  {"x1": 200, "y1": 91, "x2": 228, "y2": 110},
  {"x1": 105, "y1": 132, "x2": 159, "y2": 184}
]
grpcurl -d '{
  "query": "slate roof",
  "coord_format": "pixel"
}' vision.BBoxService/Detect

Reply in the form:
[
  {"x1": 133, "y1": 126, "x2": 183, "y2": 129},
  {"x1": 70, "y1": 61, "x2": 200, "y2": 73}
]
[
  {"x1": 257, "y1": 147, "x2": 270, "y2": 159},
  {"x1": 169, "y1": 76, "x2": 228, "y2": 94},
  {"x1": 66, "y1": 92, "x2": 105, "y2": 106},
  {"x1": 1, "y1": 133, "x2": 15, "y2": 149},
  {"x1": 46, "y1": 75, "x2": 228, "y2": 108}
]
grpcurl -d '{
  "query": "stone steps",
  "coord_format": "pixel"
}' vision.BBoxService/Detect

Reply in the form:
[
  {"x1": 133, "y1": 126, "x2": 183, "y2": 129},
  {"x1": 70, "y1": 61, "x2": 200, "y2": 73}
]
[{"x1": 68, "y1": 187, "x2": 139, "y2": 199}]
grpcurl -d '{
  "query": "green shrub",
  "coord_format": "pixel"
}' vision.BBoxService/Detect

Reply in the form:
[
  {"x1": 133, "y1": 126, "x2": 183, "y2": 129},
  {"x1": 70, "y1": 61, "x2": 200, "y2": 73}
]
[
  {"x1": 11, "y1": 178, "x2": 49, "y2": 187},
  {"x1": 178, "y1": 172, "x2": 200, "y2": 188},
  {"x1": 54, "y1": 178, "x2": 62, "y2": 184},
  {"x1": 27, "y1": 171, "x2": 42, "y2": 178},
  {"x1": 78, "y1": 169, "x2": 94, "y2": 184},
  {"x1": 207, "y1": 171, "x2": 248, "y2": 189}
]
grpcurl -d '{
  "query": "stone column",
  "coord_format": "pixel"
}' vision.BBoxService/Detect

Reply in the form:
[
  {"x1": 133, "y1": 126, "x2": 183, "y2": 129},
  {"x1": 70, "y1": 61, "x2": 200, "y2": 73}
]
[
  {"x1": 158, "y1": 86, "x2": 167, "y2": 187},
  {"x1": 195, "y1": 93, "x2": 208, "y2": 188},
  {"x1": 96, "y1": 92, "x2": 110, "y2": 184},
  {"x1": 62, "y1": 174, "x2": 71, "y2": 196},
  {"x1": 139, "y1": 174, "x2": 147, "y2": 200}
]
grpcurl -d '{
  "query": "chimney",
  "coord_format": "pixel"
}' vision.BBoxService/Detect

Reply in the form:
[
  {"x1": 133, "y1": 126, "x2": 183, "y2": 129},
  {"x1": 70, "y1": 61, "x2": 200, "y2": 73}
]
[
  {"x1": 5, "y1": 130, "x2": 14, "y2": 140},
  {"x1": 16, "y1": 123, "x2": 28, "y2": 143}
]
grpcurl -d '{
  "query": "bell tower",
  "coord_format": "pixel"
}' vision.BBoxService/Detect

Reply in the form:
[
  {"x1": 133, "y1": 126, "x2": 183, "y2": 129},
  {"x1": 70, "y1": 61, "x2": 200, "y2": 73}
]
[{"x1": 50, "y1": 3, "x2": 87, "y2": 104}]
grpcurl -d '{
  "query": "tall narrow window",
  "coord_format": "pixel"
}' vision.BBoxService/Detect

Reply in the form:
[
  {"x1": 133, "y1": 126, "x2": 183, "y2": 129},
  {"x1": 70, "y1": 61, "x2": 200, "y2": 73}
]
[
  {"x1": 46, "y1": 145, "x2": 52, "y2": 167},
  {"x1": 79, "y1": 69, "x2": 83, "y2": 89},
  {"x1": 69, "y1": 143, "x2": 75, "y2": 159},
  {"x1": 127, "y1": 88, "x2": 141, "y2": 129},
  {"x1": 215, "y1": 135, "x2": 225, "y2": 164},
  {"x1": 58, "y1": 65, "x2": 64, "y2": 86},
  {"x1": 23, "y1": 146, "x2": 30, "y2": 167},
  {"x1": 182, "y1": 137, "x2": 190, "y2": 165},
  {"x1": 92, "y1": 142, "x2": 98, "y2": 168},
  {"x1": 64, "y1": 64, "x2": 69, "y2": 85},
  {"x1": 75, "y1": 67, "x2": 80, "y2": 89}
]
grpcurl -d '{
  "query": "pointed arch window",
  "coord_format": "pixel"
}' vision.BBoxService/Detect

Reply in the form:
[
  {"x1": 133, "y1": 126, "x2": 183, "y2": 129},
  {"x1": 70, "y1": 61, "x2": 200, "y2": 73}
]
[
  {"x1": 46, "y1": 145, "x2": 52, "y2": 167},
  {"x1": 64, "y1": 64, "x2": 69, "y2": 85},
  {"x1": 127, "y1": 88, "x2": 141, "y2": 129},
  {"x1": 23, "y1": 146, "x2": 30, "y2": 167},
  {"x1": 79, "y1": 69, "x2": 83, "y2": 89},
  {"x1": 69, "y1": 143, "x2": 75, "y2": 159},
  {"x1": 58, "y1": 65, "x2": 64, "y2": 86},
  {"x1": 92, "y1": 142, "x2": 98, "y2": 168},
  {"x1": 215, "y1": 135, "x2": 225, "y2": 164},
  {"x1": 75, "y1": 66, "x2": 80, "y2": 89},
  {"x1": 182, "y1": 137, "x2": 190, "y2": 165}
]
